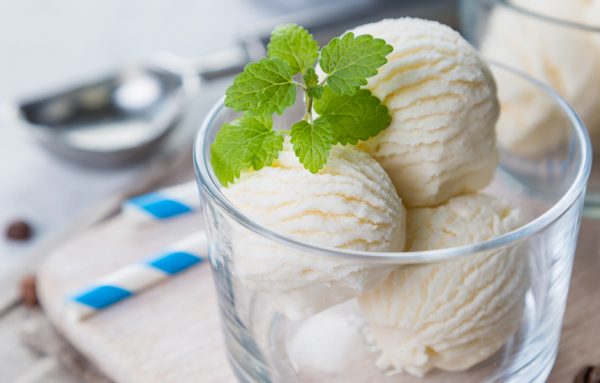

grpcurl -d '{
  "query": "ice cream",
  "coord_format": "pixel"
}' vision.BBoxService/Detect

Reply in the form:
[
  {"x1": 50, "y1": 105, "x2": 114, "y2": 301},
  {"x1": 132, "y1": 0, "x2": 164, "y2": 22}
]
[
  {"x1": 510, "y1": 0, "x2": 593, "y2": 23},
  {"x1": 213, "y1": 16, "x2": 531, "y2": 378},
  {"x1": 481, "y1": 0, "x2": 600, "y2": 156},
  {"x1": 359, "y1": 194, "x2": 528, "y2": 377},
  {"x1": 224, "y1": 140, "x2": 406, "y2": 319},
  {"x1": 329, "y1": 18, "x2": 500, "y2": 207}
]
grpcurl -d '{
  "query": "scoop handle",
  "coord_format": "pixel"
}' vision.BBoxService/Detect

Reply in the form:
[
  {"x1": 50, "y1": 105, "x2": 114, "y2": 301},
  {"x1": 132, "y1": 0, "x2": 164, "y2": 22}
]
[{"x1": 193, "y1": 46, "x2": 253, "y2": 81}]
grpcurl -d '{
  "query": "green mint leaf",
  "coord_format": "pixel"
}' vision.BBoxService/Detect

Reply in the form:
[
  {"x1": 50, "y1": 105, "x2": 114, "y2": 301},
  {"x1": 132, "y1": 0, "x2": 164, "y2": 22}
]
[
  {"x1": 319, "y1": 33, "x2": 393, "y2": 95},
  {"x1": 211, "y1": 114, "x2": 283, "y2": 185},
  {"x1": 307, "y1": 85, "x2": 324, "y2": 99},
  {"x1": 303, "y1": 68, "x2": 323, "y2": 99},
  {"x1": 242, "y1": 114, "x2": 284, "y2": 170},
  {"x1": 314, "y1": 87, "x2": 391, "y2": 145},
  {"x1": 268, "y1": 24, "x2": 319, "y2": 74},
  {"x1": 290, "y1": 119, "x2": 334, "y2": 173},
  {"x1": 225, "y1": 57, "x2": 296, "y2": 115},
  {"x1": 210, "y1": 123, "x2": 248, "y2": 186},
  {"x1": 303, "y1": 67, "x2": 319, "y2": 88}
]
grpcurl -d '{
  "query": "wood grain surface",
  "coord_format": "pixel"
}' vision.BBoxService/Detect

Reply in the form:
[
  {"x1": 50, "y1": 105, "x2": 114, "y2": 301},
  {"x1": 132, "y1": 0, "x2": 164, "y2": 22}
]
[
  {"x1": 37, "y1": 211, "x2": 600, "y2": 383},
  {"x1": 38, "y1": 213, "x2": 236, "y2": 383}
]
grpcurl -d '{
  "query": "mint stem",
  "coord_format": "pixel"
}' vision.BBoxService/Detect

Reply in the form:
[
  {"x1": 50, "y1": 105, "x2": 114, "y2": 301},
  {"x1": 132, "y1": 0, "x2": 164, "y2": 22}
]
[{"x1": 304, "y1": 91, "x2": 313, "y2": 123}]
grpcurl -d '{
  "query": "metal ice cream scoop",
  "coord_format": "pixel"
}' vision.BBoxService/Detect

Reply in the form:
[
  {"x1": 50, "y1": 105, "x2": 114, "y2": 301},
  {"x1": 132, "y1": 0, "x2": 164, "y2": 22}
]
[{"x1": 13, "y1": 48, "x2": 250, "y2": 167}]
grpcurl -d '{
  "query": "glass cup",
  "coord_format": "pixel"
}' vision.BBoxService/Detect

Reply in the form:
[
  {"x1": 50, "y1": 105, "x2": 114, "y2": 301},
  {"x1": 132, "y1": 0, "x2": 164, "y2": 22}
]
[
  {"x1": 459, "y1": 0, "x2": 600, "y2": 217},
  {"x1": 194, "y1": 63, "x2": 591, "y2": 382}
]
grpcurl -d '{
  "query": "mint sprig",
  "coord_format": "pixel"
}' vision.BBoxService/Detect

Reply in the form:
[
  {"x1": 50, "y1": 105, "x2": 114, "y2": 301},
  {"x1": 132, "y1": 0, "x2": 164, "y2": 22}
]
[{"x1": 212, "y1": 24, "x2": 393, "y2": 186}]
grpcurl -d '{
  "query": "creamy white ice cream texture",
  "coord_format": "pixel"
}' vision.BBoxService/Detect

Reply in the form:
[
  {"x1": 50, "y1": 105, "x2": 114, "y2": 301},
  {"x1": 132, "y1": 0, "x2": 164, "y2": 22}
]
[
  {"x1": 328, "y1": 18, "x2": 500, "y2": 207},
  {"x1": 510, "y1": 0, "x2": 595, "y2": 23},
  {"x1": 223, "y1": 140, "x2": 406, "y2": 320},
  {"x1": 481, "y1": 0, "x2": 600, "y2": 156},
  {"x1": 359, "y1": 194, "x2": 529, "y2": 377}
]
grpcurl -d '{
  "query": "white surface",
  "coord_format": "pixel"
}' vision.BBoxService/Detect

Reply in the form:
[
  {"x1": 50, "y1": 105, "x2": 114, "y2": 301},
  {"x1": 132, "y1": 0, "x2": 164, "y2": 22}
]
[{"x1": 0, "y1": 0, "x2": 282, "y2": 101}]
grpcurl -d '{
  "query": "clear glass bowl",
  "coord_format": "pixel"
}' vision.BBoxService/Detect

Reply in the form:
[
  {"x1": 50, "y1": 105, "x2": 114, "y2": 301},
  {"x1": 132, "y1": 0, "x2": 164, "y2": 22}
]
[
  {"x1": 193, "y1": 63, "x2": 591, "y2": 382},
  {"x1": 459, "y1": 0, "x2": 600, "y2": 217}
]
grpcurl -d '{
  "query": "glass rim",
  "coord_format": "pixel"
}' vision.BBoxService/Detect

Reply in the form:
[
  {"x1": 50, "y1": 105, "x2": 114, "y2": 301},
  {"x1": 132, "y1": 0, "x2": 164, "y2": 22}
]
[
  {"x1": 193, "y1": 61, "x2": 592, "y2": 264},
  {"x1": 480, "y1": 0, "x2": 600, "y2": 32}
]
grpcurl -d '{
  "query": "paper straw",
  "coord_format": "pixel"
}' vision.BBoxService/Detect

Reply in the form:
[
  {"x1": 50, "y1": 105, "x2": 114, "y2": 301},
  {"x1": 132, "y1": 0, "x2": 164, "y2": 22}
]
[
  {"x1": 67, "y1": 232, "x2": 207, "y2": 321},
  {"x1": 122, "y1": 181, "x2": 200, "y2": 222}
]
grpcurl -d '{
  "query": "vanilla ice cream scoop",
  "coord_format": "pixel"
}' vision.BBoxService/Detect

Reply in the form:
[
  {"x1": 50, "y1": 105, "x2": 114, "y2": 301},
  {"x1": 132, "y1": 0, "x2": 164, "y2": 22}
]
[
  {"x1": 359, "y1": 194, "x2": 528, "y2": 377},
  {"x1": 331, "y1": 18, "x2": 499, "y2": 207},
  {"x1": 481, "y1": 1, "x2": 600, "y2": 156},
  {"x1": 224, "y1": 140, "x2": 406, "y2": 320}
]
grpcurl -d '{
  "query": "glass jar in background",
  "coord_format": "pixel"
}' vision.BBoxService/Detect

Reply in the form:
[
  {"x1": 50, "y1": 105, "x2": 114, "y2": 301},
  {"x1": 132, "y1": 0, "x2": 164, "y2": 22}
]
[
  {"x1": 194, "y1": 63, "x2": 591, "y2": 382},
  {"x1": 460, "y1": 0, "x2": 600, "y2": 217}
]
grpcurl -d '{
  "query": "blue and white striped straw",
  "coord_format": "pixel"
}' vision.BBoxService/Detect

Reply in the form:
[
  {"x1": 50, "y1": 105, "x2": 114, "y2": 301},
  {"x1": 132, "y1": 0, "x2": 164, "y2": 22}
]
[
  {"x1": 122, "y1": 181, "x2": 200, "y2": 223},
  {"x1": 67, "y1": 232, "x2": 207, "y2": 321}
]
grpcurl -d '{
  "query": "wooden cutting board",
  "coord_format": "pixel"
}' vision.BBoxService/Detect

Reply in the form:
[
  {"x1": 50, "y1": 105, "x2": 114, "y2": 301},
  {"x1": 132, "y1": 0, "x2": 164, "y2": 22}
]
[
  {"x1": 38, "y1": 213, "x2": 236, "y2": 383},
  {"x1": 38, "y1": 211, "x2": 600, "y2": 383}
]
